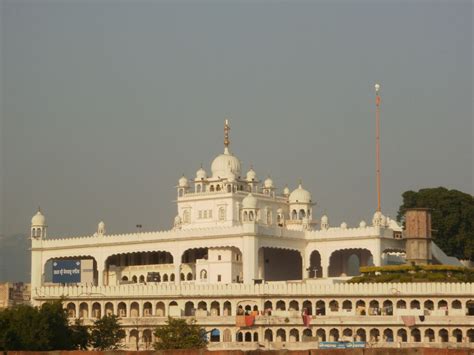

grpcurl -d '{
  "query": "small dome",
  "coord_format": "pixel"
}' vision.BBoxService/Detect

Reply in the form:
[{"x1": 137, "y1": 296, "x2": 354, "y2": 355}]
[
  {"x1": 321, "y1": 215, "x2": 328, "y2": 224},
  {"x1": 340, "y1": 222, "x2": 347, "y2": 229},
  {"x1": 246, "y1": 168, "x2": 257, "y2": 182},
  {"x1": 242, "y1": 193, "x2": 258, "y2": 209},
  {"x1": 178, "y1": 175, "x2": 189, "y2": 188},
  {"x1": 264, "y1": 177, "x2": 274, "y2": 189},
  {"x1": 98, "y1": 221, "x2": 105, "y2": 229},
  {"x1": 283, "y1": 185, "x2": 290, "y2": 196},
  {"x1": 289, "y1": 183, "x2": 312, "y2": 204},
  {"x1": 359, "y1": 220, "x2": 367, "y2": 228},
  {"x1": 211, "y1": 148, "x2": 241, "y2": 179},
  {"x1": 31, "y1": 210, "x2": 46, "y2": 226},
  {"x1": 195, "y1": 167, "x2": 207, "y2": 180}
]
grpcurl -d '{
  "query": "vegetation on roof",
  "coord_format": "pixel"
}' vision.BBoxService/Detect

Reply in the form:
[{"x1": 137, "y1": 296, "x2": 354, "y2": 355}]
[{"x1": 348, "y1": 264, "x2": 474, "y2": 283}]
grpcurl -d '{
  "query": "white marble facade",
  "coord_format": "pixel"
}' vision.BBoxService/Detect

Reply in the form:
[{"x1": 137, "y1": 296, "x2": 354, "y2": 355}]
[{"x1": 29, "y1": 121, "x2": 473, "y2": 349}]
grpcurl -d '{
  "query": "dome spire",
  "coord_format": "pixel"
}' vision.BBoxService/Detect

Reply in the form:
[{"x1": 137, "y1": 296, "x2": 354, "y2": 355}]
[{"x1": 224, "y1": 118, "x2": 230, "y2": 153}]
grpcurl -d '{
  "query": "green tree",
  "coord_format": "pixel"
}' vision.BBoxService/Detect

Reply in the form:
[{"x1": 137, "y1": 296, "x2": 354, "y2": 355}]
[
  {"x1": 0, "y1": 300, "x2": 88, "y2": 351},
  {"x1": 70, "y1": 319, "x2": 90, "y2": 350},
  {"x1": 153, "y1": 317, "x2": 208, "y2": 350},
  {"x1": 90, "y1": 314, "x2": 126, "y2": 350},
  {"x1": 397, "y1": 187, "x2": 474, "y2": 261}
]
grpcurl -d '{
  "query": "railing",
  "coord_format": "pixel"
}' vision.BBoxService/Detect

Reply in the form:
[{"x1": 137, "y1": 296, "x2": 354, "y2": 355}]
[{"x1": 35, "y1": 281, "x2": 474, "y2": 299}]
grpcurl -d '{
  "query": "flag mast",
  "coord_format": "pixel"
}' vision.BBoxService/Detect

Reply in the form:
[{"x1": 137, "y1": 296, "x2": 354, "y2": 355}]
[{"x1": 375, "y1": 83, "x2": 381, "y2": 212}]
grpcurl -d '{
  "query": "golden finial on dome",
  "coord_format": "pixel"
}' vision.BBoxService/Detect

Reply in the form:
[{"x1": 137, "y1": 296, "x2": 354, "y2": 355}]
[{"x1": 224, "y1": 119, "x2": 230, "y2": 149}]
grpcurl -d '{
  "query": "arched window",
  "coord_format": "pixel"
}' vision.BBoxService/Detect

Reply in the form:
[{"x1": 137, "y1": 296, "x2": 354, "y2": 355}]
[
  {"x1": 223, "y1": 329, "x2": 232, "y2": 342},
  {"x1": 143, "y1": 302, "x2": 152, "y2": 316},
  {"x1": 266, "y1": 210, "x2": 272, "y2": 225},
  {"x1": 200, "y1": 269, "x2": 207, "y2": 280},
  {"x1": 276, "y1": 300, "x2": 286, "y2": 311},
  {"x1": 292, "y1": 210, "x2": 297, "y2": 220},
  {"x1": 118, "y1": 302, "x2": 127, "y2": 317},
  {"x1": 249, "y1": 211, "x2": 254, "y2": 221},
  {"x1": 216, "y1": 185, "x2": 221, "y2": 191},
  {"x1": 178, "y1": 189, "x2": 184, "y2": 197},
  {"x1": 227, "y1": 185, "x2": 231, "y2": 193},
  {"x1": 210, "y1": 185, "x2": 215, "y2": 192},
  {"x1": 183, "y1": 210, "x2": 191, "y2": 224},
  {"x1": 299, "y1": 209, "x2": 306, "y2": 219},
  {"x1": 243, "y1": 211, "x2": 248, "y2": 221},
  {"x1": 218, "y1": 207, "x2": 226, "y2": 221},
  {"x1": 186, "y1": 272, "x2": 193, "y2": 281},
  {"x1": 265, "y1": 329, "x2": 273, "y2": 342}
]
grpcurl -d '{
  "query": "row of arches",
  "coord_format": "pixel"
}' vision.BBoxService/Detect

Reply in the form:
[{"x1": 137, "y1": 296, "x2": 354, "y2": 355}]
[
  {"x1": 66, "y1": 298, "x2": 474, "y2": 319},
  {"x1": 121, "y1": 327, "x2": 474, "y2": 347},
  {"x1": 236, "y1": 328, "x2": 474, "y2": 344},
  {"x1": 45, "y1": 246, "x2": 380, "y2": 287},
  {"x1": 121, "y1": 272, "x2": 196, "y2": 284}
]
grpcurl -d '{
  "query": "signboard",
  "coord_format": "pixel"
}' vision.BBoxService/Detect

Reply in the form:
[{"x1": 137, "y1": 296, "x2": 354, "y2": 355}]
[
  {"x1": 319, "y1": 341, "x2": 366, "y2": 349},
  {"x1": 52, "y1": 260, "x2": 81, "y2": 283}
]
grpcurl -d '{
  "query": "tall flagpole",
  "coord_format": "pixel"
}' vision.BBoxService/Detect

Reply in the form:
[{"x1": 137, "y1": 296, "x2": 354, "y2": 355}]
[{"x1": 375, "y1": 83, "x2": 381, "y2": 212}]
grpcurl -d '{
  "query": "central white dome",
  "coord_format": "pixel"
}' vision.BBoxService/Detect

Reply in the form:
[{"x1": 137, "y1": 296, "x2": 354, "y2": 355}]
[
  {"x1": 211, "y1": 147, "x2": 241, "y2": 179},
  {"x1": 289, "y1": 183, "x2": 312, "y2": 204}
]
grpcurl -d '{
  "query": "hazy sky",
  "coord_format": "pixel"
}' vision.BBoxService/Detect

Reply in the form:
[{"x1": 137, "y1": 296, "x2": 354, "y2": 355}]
[{"x1": 0, "y1": 0, "x2": 472, "y2": 282}]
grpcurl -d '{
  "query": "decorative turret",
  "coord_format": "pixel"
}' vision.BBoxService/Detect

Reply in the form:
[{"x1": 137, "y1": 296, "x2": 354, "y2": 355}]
[
  {"x1": 97, "y1": 221, "x2": 106, "y2": 236},
  {"x1": 195, "y1": 165, "x2": 207, "y2": 193},
  {"x1": 246, "y1": 166, "x2": 258, "y2": 192},
  {"x1": 262, "y1": 176, "x2": 275, "y2": 196},
  {"x1": 289, "y1": 182, "x2": 313, "y2": 221},
  {"x1": 31, "y1": 208, "x2": 46, "y2": 239},
  {"x1": 320, "y1": 215, "x2": 329, "y2": 230},
  {"x1": 372, "y1": 210, "x2": 387, "y2": 227},
  {"x1": 177, "y1": 175, "x2": 189, "y2": 197},
  {"x1": 241, "y1": 193, "x2": 258, "y2": 223}
]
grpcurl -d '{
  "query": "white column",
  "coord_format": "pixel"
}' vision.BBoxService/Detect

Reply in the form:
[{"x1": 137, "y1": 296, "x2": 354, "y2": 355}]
[
  {"x1": 321, "y1": 254, "x2": 330, "y2": 278},
  {"x1": 31, "y1": 246, "x2": 43, "y2": 304},
  {"x1": 302, "y1": 252, "x2": 309, "y2": 279},
  {"x1": 242, "y1": 235, "x2": 258, "y2": 284},
  {"x1": 97, "y1": 257, "x2": 105, "y2": 287},
  {"x1": 372, "y1": 240, "x2": 382, "y2": 267},
  {"x1": 174, "y1": 263, "x2": 181, "y2": 284}
]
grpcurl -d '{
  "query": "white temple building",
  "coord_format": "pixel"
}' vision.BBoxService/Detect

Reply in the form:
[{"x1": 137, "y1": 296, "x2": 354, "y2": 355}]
[{"x1": 30, "y1": 121, "x2": 473, "y2": 349}]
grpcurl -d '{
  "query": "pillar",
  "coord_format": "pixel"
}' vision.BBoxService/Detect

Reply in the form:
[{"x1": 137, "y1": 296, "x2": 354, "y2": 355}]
[
  {"x1": 242, "y1": 235, "x2": 258, "y2": 284},
  {"x1": 258, "y1": 248, "x2": 264, "y2": 279},
  {"x1": 302, "y1": 252, "x2": 310, "y2": 279},
  {"x1": 31, "y1": 248, "x2": 43, "y2": 303},
  {"x1": 321, "y1": 254, "x2": 330, "y2": 278},
  {"x1": 174, "y1": 263, "x2": 181, "y2": 285},
  {"x1": 372, "y1": 241, "x2": 382, "y2": 267}
]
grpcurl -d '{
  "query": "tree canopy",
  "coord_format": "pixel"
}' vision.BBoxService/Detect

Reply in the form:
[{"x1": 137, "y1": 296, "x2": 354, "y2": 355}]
[
  {"x1": 397, "y1": 187, "x2": 474, "y2": 261},
  {"x1": 0, "y1": 300, "x2": 88, "y2": 351},
  {"x1": 90, "y1": 314, "x2": 126, "y2": 350},
  {"x1": 153, "y1": 317, "x2": 207, "y2": 350}
]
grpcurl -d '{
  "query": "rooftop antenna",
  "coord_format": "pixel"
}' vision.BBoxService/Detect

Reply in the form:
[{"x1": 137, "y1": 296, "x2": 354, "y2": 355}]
[{"x1": 375, "y1": 83, "x2": 382, "y2": 212}]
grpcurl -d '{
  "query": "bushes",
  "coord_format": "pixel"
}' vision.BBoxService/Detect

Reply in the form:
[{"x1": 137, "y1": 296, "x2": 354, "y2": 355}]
[{"x1": 348, "y1": 265, "x2": 474, "y2": 283}]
